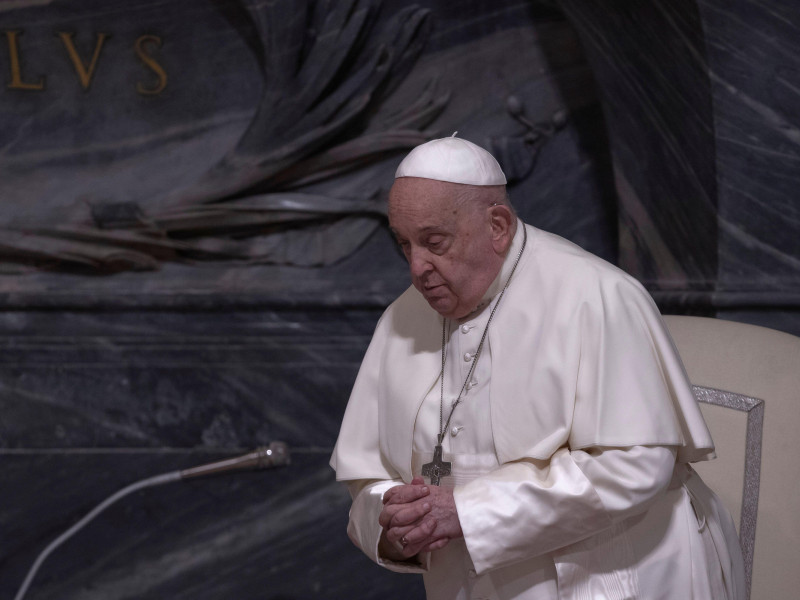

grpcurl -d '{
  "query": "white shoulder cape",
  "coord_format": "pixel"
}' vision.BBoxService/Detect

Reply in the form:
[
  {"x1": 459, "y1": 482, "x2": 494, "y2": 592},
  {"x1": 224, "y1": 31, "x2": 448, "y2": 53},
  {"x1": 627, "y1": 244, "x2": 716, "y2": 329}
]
[{"x1": 331, "y1": 224, "x2": 714, "y2": 482}]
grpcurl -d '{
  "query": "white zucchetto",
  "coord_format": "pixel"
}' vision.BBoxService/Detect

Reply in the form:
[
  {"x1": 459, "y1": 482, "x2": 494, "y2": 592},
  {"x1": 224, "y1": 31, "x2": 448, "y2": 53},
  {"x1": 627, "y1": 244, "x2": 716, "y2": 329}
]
[{"x1": 395, "y1": 134, "x2": 507, "y2": 186}]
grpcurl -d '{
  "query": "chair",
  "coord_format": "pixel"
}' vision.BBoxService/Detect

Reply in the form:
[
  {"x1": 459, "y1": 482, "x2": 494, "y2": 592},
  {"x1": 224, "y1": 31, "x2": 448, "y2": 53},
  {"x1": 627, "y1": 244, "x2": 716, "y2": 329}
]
[{"x1": 663, "y1": 315, "x2": 800, "y2": 600}]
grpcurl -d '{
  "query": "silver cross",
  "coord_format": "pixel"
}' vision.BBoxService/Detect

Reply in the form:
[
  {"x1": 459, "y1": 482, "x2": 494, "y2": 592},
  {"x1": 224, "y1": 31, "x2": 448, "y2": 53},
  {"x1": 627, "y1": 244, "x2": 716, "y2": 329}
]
[{"x1": 421, "y1": 444, "x2": 451, "y2": 486}]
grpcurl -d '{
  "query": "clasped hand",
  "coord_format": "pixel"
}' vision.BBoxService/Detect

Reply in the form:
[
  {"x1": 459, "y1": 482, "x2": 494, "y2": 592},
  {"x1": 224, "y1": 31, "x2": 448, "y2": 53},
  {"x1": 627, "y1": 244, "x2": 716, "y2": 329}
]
[{"x1": 378, "y1": 477, "x2": 463, "y2": 560}]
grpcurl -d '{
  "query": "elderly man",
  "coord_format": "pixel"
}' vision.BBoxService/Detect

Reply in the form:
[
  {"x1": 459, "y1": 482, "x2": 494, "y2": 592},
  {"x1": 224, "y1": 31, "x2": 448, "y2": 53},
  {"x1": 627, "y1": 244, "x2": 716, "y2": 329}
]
[{"x1": 330, "y1": 136, "x2": 744, "y2": 599}]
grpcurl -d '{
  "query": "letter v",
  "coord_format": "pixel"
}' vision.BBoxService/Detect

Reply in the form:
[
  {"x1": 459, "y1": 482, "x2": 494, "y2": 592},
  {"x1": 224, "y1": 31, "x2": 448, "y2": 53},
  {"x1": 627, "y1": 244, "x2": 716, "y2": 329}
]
[{"x1": 58, "y1": 32, "x2": 110, "y2": 90}]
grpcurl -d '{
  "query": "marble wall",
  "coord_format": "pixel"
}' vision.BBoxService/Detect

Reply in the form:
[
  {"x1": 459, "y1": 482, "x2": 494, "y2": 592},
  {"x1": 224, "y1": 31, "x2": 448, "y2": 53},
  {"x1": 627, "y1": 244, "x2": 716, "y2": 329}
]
[
  {"x1": 1, "y1": 308, "x2": 428, "y2": 599},
  {"x1": 559, "y1": 0, "x2": 800, "y2": 330},
  {"x1": 1, "y1": 0, "x2": 798, "y2": 598}
]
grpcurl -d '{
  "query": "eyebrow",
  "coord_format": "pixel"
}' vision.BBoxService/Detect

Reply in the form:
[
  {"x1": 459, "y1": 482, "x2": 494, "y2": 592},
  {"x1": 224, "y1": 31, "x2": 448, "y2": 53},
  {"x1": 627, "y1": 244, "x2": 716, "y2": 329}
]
[{"x1": 390, "y1": 225, "x2": 446, "y2": 238}]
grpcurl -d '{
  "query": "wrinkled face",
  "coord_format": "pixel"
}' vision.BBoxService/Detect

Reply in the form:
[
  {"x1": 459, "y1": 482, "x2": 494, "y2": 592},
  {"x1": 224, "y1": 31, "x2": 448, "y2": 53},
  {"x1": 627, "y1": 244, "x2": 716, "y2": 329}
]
[{"x1": 388, "y1": 177, "x2": 506, "y2": 319}]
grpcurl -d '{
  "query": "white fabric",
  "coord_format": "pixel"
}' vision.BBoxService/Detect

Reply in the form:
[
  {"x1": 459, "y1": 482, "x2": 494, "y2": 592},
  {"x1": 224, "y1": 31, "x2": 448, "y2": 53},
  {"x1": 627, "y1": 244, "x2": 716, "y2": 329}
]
[
  {"x1": 345, "y1": 452, "x2": 744, "y2": 599},
  {"x1": 332, "y1": 222, "x2": 743, "y2": 599},
  {"x1": 330, "y1": 223, "x2": 714, "y2": 482},
  {"x1": 394, "y1": 135, "x2": 507, "y2": 186}
]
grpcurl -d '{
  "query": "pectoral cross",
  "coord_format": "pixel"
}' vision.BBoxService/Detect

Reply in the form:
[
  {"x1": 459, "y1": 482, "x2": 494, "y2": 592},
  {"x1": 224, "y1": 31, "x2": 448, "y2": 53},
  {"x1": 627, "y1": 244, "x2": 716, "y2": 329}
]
[{"x1": 421, "y1": 444, "x2": 451, "y2": 486}]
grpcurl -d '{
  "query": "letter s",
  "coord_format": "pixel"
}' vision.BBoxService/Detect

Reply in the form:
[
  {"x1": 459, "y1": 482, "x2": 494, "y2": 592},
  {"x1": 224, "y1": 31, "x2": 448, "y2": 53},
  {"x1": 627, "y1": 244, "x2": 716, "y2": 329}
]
[{"x1": 135, "y1": 34, "x2": 167, "y2": 95}]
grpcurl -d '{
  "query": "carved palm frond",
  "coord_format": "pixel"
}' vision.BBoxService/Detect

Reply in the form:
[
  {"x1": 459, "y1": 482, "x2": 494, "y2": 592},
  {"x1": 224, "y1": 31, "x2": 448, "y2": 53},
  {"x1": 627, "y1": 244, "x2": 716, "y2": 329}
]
[
  {"x1": 1, "y1": 0, "x2": 450, "y2": 272},
  {"x1": 174, "y1": 0, "x2": 447, "y2": 204}
]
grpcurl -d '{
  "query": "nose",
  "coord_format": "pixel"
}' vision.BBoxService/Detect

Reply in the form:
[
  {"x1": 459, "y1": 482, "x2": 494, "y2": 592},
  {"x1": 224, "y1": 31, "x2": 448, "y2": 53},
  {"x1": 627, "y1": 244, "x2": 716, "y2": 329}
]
[{"x1": 408, "y1": 246, "x2": 432, "y2": 278}]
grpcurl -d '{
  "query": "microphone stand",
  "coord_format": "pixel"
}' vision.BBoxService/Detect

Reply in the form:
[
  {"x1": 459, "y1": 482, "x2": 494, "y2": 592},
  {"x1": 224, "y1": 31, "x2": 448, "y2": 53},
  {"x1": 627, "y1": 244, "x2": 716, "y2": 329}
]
[{"x1": 14, "y1": 442, "x2": 290, "y2": 600}]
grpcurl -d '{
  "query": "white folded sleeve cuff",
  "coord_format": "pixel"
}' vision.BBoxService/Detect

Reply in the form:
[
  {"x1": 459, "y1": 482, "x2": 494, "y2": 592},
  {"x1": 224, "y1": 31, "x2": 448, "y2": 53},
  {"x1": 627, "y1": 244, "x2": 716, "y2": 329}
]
[{"x1": 454, "y1": 446, "x2": 676, "y2": 575}]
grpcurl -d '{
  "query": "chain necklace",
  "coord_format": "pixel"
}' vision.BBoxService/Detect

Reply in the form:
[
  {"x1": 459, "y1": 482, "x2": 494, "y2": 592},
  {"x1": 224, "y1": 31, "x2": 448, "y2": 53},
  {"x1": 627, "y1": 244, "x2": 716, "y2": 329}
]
[{"x1": 421, "y1": 224, "x2": 527, "y2": 485}]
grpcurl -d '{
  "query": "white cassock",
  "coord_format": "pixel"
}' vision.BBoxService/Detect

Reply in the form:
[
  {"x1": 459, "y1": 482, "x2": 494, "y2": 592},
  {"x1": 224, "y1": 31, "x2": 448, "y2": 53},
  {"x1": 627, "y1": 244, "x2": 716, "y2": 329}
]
[{"x1": 331, "y1": 222, "x2": 745, "y2": 600}]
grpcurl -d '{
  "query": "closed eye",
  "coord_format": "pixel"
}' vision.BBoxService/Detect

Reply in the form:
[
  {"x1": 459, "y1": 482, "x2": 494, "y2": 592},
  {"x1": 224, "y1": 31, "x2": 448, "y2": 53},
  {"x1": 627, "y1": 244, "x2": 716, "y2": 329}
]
[{"x1": 425, "y1": 235, "x2": 448, "y2": 253}]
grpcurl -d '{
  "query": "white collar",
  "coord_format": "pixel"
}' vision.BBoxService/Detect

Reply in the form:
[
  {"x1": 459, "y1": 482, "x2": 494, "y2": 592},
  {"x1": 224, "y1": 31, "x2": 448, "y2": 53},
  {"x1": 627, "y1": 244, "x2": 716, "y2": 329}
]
[{"x1": 460, "y1": 218, "x2": 524, "y2": 320}]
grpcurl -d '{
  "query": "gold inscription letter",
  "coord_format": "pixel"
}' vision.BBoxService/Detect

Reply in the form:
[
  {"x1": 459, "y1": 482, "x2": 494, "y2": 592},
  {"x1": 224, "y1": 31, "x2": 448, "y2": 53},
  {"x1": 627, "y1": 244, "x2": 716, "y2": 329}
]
[
  {"x1": 135, "y1": 35, "x2": 167, "y2": 95},
  {"x1": 5, "y1": 30, "x2": 45, "y2": 90},
  {"x1": 58, "y1": 32, "x2": 110, "y2": 90}
]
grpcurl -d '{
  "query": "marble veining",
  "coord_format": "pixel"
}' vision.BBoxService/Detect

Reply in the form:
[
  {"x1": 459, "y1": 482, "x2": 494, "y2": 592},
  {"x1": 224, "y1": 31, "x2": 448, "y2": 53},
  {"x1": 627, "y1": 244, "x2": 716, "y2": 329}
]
[{"x1": 1, "y1": 452, "x2": 424, "y2": 599}]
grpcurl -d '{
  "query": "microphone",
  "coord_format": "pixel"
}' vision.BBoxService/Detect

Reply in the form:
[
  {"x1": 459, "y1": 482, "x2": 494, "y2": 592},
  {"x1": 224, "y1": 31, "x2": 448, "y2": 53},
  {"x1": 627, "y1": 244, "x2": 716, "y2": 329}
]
[{"x1": 180, "y1": 441, "x2": 290, "y2": 479}]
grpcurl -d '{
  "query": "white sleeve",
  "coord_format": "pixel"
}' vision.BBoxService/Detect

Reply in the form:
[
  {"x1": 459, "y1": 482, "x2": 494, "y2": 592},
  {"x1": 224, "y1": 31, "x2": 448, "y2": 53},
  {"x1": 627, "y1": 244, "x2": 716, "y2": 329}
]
[
  {"x1": 345, "y1": 480, "x2": 432, "y2": 574},
  {"x1": 453, "y1": 445, "x2": 676, "y2": 574}
]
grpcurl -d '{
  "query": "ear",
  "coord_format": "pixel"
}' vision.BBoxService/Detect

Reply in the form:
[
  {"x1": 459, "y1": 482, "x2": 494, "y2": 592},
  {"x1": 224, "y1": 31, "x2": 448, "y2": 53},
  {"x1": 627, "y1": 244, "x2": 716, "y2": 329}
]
[{"x1": 488, "y1": 205, "x2": 516, "y2": 254}]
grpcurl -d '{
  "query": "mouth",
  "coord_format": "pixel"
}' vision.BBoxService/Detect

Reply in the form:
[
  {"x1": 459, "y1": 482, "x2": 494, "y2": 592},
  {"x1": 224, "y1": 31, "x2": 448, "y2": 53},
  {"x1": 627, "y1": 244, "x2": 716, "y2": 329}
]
[
  {"x1": 422, "y1": 283, "x2": 445, "y2": 295},
  {"x1": 420, "y1": 283, "x2": 450, "y2": 303}
]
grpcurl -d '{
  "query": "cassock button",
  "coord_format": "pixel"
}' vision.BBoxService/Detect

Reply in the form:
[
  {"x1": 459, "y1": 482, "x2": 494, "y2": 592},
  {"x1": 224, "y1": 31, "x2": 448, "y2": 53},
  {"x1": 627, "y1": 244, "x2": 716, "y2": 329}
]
[
  {"x1": 451, "y1": 425, "x2": 464, "y2": 437},
  {"x1": 463, "y1": 352, "x2": 473, "y2": 362},
  {"x1": 460, "y1": 324, "x2": 471, "y2": 334},
  {"x1": 467, "y1": 379, "x2": 478, "y2": 389}
]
